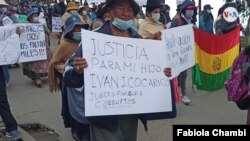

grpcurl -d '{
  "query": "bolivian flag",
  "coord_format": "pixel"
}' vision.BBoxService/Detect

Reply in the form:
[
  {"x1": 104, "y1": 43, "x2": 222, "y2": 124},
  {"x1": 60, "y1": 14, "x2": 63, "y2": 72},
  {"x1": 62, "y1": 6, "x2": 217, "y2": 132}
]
[{"x1": 192, "y1": 27, "x2": 240, "y2": 91}]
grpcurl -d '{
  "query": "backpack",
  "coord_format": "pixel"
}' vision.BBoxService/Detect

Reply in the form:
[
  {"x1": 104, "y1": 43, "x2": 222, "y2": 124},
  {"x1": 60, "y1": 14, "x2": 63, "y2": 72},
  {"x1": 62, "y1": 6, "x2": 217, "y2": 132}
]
[
  {"x1": 225, "y1": 53, "x2": 249, "y2": 104},
  {"x1": 225, "y1": 53, "x2": 249, "y2": 102}
]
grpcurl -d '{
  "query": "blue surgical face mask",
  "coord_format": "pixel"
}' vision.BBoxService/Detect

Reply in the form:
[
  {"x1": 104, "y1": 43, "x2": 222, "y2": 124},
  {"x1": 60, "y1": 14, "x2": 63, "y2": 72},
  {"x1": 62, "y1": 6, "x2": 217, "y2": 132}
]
[
  {"x1": 130, "y1": 20, "x2": 138, "y2": 32},
  {"x1": 185, "y1": 10, "x2": 194, "y2": 20},
  {"x1": 112, "y1": 18, "x2": 134, "y2": 30},
  {"x1": 1, "y1": 7, "x2": 8, "y2": 13},
  {"x1": 70, "y1": 10, "x2": 78, "y2": 16},
  {"x1": 73, "y1": 32, "x2": 81, "y2": 41}
]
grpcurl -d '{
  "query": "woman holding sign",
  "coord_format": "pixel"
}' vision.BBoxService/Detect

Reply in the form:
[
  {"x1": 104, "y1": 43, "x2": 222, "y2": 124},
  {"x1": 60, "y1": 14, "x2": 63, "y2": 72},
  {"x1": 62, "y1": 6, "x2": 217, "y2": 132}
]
[
  {"x1": 63, "y1": 0, "x2": 172, "y2": 141},
  {"x1": 22, "y1": 7, "x2": 52, "y2": 88},
  {"x1": 138, "y1": 0, "x2": 166, "y2": 39},
  {"x1": 170, "y1": 0, "x2": 197, "y2": 105}
]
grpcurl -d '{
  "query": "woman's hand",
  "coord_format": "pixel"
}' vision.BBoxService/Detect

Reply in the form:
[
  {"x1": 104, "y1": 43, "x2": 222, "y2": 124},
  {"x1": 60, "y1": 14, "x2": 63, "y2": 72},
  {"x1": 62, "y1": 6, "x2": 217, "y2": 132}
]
[
  {"x1": 164, "y1": 67, "x2": 172, "y2": 77},
  {"x1": 73, "y1": 57, "x2": 88, "y2": 74}
]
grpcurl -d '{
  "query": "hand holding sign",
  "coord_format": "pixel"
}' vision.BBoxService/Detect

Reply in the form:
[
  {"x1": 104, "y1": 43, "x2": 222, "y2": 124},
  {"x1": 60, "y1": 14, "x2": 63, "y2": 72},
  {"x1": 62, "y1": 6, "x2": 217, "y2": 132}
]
[{"x1": 73, "y1": 57, "x2": 88, "y2": 74}]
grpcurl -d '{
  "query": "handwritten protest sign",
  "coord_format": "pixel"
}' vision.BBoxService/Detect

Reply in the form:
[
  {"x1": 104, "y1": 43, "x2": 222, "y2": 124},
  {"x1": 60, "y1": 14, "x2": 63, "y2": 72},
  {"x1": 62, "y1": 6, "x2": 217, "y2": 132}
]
[
  {"x1": 82, "y1": 30, "x2": 173, "y2": 117},
  {"x1": 162, "y1": 24, "x2": 195, "y2": 78},
  {"x1": 0, "y1": 26, "x2": 20, "y2": 65},
  {"x1": 18, "y1": 24, "x2": 47, "y2": 63},
  {"x1": 52, "y1": 17, "x2": 62, "y2": 32}
]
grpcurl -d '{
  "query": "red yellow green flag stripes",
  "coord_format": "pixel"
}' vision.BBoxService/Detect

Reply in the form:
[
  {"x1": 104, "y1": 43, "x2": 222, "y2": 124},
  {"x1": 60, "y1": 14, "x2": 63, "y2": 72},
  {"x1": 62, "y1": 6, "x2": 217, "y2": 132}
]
[{"x1": 192, "y1": 27, "x2": 240, "y2": 91}]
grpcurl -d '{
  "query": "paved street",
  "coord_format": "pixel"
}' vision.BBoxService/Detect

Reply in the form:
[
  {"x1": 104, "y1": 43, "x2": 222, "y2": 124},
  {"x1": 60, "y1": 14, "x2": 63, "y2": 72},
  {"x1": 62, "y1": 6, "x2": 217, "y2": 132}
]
[{"x1": 4, "y1": 35, "x2": 247, "y2": 141}]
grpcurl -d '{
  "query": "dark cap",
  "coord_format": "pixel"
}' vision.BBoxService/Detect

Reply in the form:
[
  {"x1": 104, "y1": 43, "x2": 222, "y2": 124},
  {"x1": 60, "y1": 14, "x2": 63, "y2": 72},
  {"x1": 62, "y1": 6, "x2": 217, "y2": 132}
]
[
  {"x1": 64, "y1": 15, "x2": 89, "y2": 37},
  {"x1": 103, "y1": 0, "x2": 140, "y2": 16},
  {"x1": 26, "y1": 7, "x2": 39, "y2": 19},
  {"x1": 146, "y1": 0, "x2": 163, "y2": 13},
  {"x1": 203, "y1": 4, "x2": 213, "y2": 10}
]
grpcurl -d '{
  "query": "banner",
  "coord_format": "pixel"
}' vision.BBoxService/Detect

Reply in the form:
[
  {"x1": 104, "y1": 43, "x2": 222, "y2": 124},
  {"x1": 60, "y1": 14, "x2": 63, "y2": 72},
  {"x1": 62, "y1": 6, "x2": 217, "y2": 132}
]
[
  {"x1": 82, "y1": 30, "x2": 173, "y2": 117},
  {"x1": 162, "y1": 24, "x2": 195, "y2": 79},
  {"x1": 192, "y1": 27, "x2": 240, "y2": 91},
  {"x1": 18, "y1": 24, "x2": 47, "y2": 63},
  {"x1": 52, "y1": 17, "x2": 62, "y2": 32},
  {"x1": 0, "y1": 26, "x2": 20, "y2": 65}
]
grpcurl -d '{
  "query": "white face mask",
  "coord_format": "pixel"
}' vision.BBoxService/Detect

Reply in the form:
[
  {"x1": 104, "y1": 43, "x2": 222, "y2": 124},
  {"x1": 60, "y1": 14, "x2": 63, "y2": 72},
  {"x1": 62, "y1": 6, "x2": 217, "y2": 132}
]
[
  {"x1": 82, "y1": 10, "x2": 87, "y2": 16},
  {"x1": 207, "y1": 9, "x2": 211, "y2": 13},
  {"x1": 152, "y1": 13, "x2": 160, "y2": 22},
  {"x1": 32, "y1": 17, "x2": 39, "y2": 23}
]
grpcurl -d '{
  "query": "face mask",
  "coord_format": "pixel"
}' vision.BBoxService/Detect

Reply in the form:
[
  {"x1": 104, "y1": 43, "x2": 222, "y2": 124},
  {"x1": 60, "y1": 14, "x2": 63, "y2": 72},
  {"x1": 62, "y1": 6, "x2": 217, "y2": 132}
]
[
  {"x1": 185, "y1": 10, "x2": 194, "y2": 20},
  {"x1": 152, "y1": 13, "x2": 160, "y2": 22},
  {"x1": 207, "y1": 9, "x2": 211, "y2": 13},
  {"x1": 32, "y1": 17, "x2": 39, "y2": 23},
  {"x1": 70, "y1": 10, "x2": 78, "y2": 16},
  {"x1": 13, "y1": 7, "x2": 18, "y2": 11},
  {"x1": 130, "y1": 20, "x2": 138, "y2": 32},
  {"x1": 1, "y1": 7, "x2": 8, "y2": 13},
  {"x1": 73, "y1": 32, "x2": 81, "y2": 41},
  {"x1": 112, "y1": 18, "x2": 134, "y2": 30},
  {"x1": 82, "y1": 10, "x2": 87, "y2": 16}
]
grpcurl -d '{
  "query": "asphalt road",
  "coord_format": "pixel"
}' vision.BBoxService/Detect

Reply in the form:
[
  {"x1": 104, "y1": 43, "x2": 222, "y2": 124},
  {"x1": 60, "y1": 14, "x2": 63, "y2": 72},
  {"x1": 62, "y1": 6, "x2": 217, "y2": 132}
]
[{"x1": 5, "y1": 35, "x2": 247, "y2": 141}]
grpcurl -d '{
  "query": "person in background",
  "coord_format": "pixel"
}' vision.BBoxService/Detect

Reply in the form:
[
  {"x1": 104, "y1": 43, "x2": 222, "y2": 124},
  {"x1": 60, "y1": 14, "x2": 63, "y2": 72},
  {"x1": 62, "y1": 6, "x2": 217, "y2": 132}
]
[
  {"x1": 215, "y1": 0, "x2": 240, "y2": 35},
  {"x1": 49, "y1": 15, "x2": 90, "y2": 141},
  {"x1": 52, "y1": 0, "x2": 66, "y2": 17},
  {"x1": 52, "y1": 0, "x2": 66, "y2": 44},
  {"x1": 0, "y1": 4, "x2": 11, "y2": 87},
  {"x1": 138, "y1": 0, "x2": 165, "y2": 39},
  {"x1": 63, "y1": 0, "x2": 172, "y2": 141},
  {"x1": 171, "y1": 0, "x2": 197, "y2": 105},
  {"x1": 90, "y1": 3, "x2": 109, "y2": 31},
  {"x1": 199, "y1": 4, "x2": 214, "y2": 34},
  {"x1": 45, "y1": 3, "x2": 53, "y2": 31},
  {"x1": 22, "y1": 8, "x2": 52, "y2": 88},
  {"x1": 78, "y1": 5, "x2": 92, "y2": 27},
  {"x1": 159, "y1": 4, "x2": 171, "y2": 25},
  {"x1": 0, "y1": 2, "x2": 22, "y2": 139},
  {"x1": 61, "y1": 2, "x2": 81, "y2": 33},
  {"x1": 19, "y1": 0, "x2": 29, "y2": 15},
  {"x1": 0, "y1": 66, "x2": 22, "y2": 140}
]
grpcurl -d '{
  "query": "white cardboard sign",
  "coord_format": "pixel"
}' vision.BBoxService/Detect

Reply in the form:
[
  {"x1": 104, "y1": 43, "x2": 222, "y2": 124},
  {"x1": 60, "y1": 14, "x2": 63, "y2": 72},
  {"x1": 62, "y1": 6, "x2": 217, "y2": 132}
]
[{"x1": 82, "y1": 30, "x2": 173, "y2": 117}]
